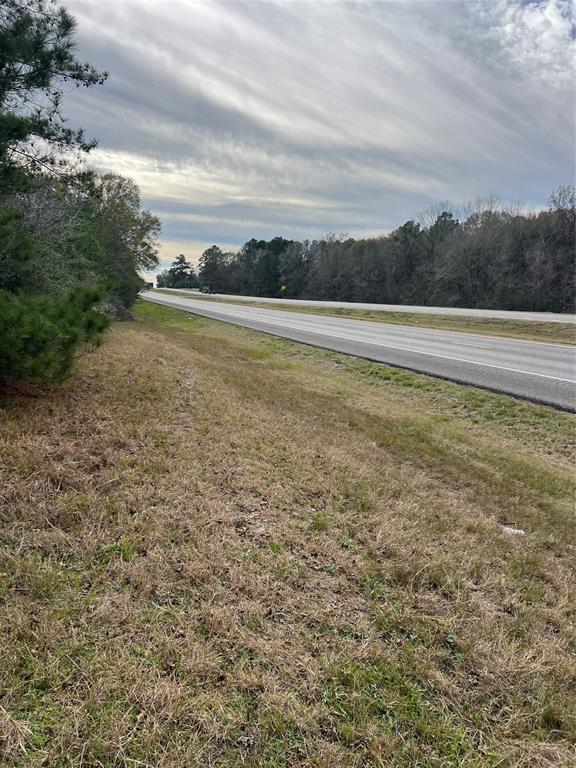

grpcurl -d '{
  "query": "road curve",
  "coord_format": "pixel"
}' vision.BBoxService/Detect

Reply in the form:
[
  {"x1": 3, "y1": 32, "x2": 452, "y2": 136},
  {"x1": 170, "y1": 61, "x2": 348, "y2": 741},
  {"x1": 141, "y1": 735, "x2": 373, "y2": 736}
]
[
  {"x1": 141, "y1": 292, "x2": 576, "y2": 410},
  {"x1": 157, "y1": 288, "x2": 576, "y2": 324}
]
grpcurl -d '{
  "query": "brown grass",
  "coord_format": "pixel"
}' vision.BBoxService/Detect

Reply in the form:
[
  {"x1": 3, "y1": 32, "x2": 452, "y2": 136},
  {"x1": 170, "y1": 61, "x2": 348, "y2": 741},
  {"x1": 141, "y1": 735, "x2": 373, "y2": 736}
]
[
  {"x1": 156, "y1": 289, "x2": 576, "y2": 345},
  {"x1": 0, "y1": 300, "x2": 574, "y2": 767}
]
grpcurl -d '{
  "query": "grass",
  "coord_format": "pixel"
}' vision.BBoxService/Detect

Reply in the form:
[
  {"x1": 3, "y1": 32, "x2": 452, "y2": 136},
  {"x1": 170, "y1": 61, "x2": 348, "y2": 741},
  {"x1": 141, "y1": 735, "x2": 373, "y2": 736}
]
[
  {"x1": 0, "y1": 299, "x2": 575, "y2": 767},
  {"x1": 155, "y1": 289, "x2": 576, "y2": 345}
]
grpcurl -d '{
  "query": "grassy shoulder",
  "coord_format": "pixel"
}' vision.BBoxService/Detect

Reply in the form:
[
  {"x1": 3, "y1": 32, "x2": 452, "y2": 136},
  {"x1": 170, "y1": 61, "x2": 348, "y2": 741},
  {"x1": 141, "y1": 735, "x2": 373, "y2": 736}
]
[
  {"x1": 156, "y1": 288, "x2": 576, "y2": 345},
  {"x1": 1, "y1": 300, "x2": 574, "y2": 767}
]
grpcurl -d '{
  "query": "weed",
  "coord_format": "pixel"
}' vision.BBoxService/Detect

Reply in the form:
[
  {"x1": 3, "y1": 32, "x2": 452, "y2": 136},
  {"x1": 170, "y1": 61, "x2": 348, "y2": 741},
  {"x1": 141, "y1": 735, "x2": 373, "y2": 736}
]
[{"x1": 0, "y1": 301, "x2": 573, "y2": 767}]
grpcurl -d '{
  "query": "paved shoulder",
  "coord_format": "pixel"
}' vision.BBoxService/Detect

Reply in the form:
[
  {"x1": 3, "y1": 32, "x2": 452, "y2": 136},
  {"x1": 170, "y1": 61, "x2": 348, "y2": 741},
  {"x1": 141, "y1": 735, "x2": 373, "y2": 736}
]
[
  {"x1": 142, "y1": 292, "x2": 576, "y2": 410},
  {"x1": 159, "y1": 289, "x2": 576, "y2": 324}
]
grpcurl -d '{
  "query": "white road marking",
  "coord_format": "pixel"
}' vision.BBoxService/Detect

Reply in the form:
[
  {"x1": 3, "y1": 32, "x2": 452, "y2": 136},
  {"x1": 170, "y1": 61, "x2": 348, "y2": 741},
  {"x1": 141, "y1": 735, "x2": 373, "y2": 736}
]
[
  {"x1": 154, "y1": 292, "x2": 576, "y2": 348},
  {"x1": 155, "y1": 289, "x2": 576, "y2": 324},
  {"x1": 214, "y1": 311, "x2": 576, "y2": 383},
  {"x1": 146, "y1": 297, "x2": 576, "y2": 385},
  {"x1": 288, "y1": 327, "x2": 576, "y2": 384}
]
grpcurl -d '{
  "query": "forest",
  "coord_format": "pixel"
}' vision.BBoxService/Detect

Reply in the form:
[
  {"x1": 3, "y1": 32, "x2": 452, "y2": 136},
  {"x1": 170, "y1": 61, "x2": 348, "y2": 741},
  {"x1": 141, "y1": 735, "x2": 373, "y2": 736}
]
[
  {"x1": 2, "y1": 0, "x2": 574, "y2": 398},
  {"x1": 0, "y1": 0, "x2": 159, "y2": 386},
  {"x1": 160, "y1": 190, "x2": 575, "y2": 313}
]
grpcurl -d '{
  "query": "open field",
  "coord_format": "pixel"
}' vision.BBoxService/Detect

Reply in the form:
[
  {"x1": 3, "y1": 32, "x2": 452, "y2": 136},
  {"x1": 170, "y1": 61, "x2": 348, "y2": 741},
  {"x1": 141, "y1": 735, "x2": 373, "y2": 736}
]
[
  {"x1": 1, "y1": 301, "x2": 575, "y2": 767},
  {"x1": 156, "y1": 289, "x2": 576, "y2": 345}
]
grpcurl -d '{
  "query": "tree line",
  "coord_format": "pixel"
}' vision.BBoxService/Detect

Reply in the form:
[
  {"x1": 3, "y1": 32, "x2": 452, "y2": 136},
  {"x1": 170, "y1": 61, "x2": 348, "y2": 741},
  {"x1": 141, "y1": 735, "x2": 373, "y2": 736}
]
[
  {"x1": 0, "y1": 0, "x2": 160, "y2": 386},
  {"x1": 161, "y1": 190, "x2": 575, "y2": 313}
]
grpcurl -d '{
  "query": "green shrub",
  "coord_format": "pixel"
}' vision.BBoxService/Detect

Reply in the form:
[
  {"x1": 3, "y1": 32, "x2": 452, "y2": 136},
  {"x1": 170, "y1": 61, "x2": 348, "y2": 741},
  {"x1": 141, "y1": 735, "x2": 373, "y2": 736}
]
[{"x1": 0, "y1": 288, "x2": 109, "y2": 386}]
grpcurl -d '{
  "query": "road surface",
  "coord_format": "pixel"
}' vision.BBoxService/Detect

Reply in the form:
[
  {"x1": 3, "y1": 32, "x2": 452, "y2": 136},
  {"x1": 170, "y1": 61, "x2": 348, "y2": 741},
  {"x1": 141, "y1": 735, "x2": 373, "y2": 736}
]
[
  {"x1": 142, "y1": 292, "x2": 576, "y2": 410},
  {"x1": 156, "y1": 288, "x2": 576, "y2": 324}
]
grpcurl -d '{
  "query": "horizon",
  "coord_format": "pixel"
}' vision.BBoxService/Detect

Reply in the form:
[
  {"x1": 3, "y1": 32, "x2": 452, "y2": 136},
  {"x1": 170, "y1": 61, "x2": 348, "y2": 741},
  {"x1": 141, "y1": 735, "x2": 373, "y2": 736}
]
[{"x1": 62, "y1": 0, "x2": 575, "y2": 274}]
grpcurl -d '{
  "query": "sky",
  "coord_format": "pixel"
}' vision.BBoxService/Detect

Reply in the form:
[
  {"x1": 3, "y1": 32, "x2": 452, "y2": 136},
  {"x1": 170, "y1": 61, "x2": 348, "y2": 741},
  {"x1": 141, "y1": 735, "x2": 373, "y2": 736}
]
[{"x1": 63, "y1": 0, "x2": 576, "y2": 270}]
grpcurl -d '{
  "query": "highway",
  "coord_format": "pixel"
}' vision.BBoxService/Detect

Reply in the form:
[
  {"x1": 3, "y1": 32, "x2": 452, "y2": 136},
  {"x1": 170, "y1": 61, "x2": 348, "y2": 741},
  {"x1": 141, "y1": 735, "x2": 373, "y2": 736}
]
[
  {"x1": 142, "y1": 291, "x2": 576, "y2": 411},
  {"x1": 156, "y1": 288, "x2": 576, "y2": 324}
]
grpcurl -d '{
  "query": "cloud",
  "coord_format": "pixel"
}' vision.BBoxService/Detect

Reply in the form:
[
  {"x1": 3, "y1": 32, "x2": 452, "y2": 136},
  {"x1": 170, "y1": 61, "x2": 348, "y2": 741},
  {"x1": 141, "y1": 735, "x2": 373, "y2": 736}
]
[
  {"x1": 63, "y1": 0, "x2": 575, "y2": 262},
  {"x1": 156, "y1": 238, "x2": 240, "y2": 268}
]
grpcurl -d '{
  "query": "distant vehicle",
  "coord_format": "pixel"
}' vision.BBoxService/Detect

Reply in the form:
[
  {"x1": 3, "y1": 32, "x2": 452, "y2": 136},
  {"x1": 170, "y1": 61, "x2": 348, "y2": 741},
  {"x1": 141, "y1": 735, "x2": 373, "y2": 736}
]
[
  {"x1": 201, "y1": 285, "x2": 216, "y2": 294},
  {"x1": 144, "y1": 281, "x2": 154, "y2": 290}
]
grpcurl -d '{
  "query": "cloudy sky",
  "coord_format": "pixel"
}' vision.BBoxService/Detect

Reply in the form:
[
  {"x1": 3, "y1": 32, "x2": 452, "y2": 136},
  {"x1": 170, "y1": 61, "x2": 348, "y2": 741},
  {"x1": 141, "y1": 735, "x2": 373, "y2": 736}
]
[{"x1": 63, "y1": 0, "x2": 575, "y2": 269}]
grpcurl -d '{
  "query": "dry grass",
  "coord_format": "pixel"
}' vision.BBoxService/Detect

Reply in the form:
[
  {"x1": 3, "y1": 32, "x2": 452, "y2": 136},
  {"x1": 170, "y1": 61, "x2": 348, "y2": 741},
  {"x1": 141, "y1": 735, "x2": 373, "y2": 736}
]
[
  {"x1": 0, "y1": 300, "x2": 575, "y2": 767},
  {"x1": 156, "y1": 289, "x2": 576, "y2": 345}
]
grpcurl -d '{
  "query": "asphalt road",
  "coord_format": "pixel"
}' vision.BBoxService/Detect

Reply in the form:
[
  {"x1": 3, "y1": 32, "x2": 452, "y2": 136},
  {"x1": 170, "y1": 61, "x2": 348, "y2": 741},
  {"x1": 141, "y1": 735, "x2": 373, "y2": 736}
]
[
  {"x1": 142, "y1": 292, "x2": 576, "y2": 410},
  {"x1": 157, "y1": 288, "x2": 576, "y2": 324}
]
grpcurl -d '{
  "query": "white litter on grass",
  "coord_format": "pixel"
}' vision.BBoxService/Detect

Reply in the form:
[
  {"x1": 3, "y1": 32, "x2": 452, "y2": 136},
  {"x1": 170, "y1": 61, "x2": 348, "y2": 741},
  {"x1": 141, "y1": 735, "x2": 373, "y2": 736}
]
[{"x1": 502, "y1": 525, "x2": 525, "y2": 535}]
